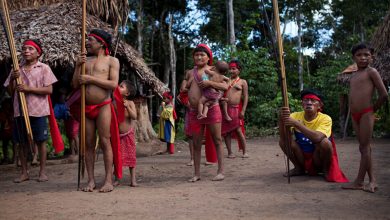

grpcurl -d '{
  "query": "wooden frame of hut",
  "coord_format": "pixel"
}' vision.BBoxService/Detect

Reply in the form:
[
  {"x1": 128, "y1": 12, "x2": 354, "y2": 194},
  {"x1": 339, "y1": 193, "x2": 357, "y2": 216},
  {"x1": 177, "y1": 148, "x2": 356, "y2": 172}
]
[{"x1": 0, "y1": 0, "x2": 168, "y2": 143}]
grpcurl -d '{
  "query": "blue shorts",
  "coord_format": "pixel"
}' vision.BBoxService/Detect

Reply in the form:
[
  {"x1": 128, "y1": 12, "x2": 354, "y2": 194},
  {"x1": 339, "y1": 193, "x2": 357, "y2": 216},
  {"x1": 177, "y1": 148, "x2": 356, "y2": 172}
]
[{"x1": 13, "y1": 116, "x2": 48, "y2": 143}]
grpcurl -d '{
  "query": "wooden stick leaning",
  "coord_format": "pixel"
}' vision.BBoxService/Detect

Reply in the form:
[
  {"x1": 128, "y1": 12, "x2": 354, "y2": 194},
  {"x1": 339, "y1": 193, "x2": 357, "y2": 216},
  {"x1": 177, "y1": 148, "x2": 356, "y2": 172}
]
[
  {"x1": 78, "y1": 0, "x2": 87, "y2": 190},
  {"x1": 272, "y1": 0, "x2": 293, "y2": 183},
  {"x1": 0, "y1": 0, "x2": 34, "y2": 148}
]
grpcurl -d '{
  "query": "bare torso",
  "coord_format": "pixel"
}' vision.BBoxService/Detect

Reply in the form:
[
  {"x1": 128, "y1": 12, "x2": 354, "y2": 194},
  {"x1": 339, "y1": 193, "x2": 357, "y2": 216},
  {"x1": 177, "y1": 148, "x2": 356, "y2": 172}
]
[
  {"x1": 226, "y1": 78, "x2": 247, "y2": 105},
  {"x1": 85, "y1": 56, "x2": 113, "y2": 105},
  {"x1": 349, "y1": 67, "x2": 376, "y2": 113}
]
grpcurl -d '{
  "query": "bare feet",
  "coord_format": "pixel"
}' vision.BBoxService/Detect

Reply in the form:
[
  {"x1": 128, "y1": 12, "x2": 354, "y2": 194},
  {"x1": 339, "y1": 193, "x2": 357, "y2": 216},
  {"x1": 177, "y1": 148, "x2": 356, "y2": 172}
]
[
  {"x1": 186, "y1": 160, "x2": 194, "y2": 166},
  {"x1": 224, "y1": 114, "x2": 232, "y2": 121},
  {"x1": 204, "y1": 161, "x2": 216, "y2": 166},
  {"x1": 283, "y1": 168, "x2": 305, "y2": 177},
  {"x1": 197, "y1": 114, "x2": 207, "y2": 119},
  {"x1": 227, "y1": 154, "x2": 236, "y2": 159},
  {"x1": 242, "y1": 153, "x2": 249, "y2": 158},
  {"x1": 99, "y1": 183, "x2": 114, "y2": 193},
  {"x1": 113, "y1": 180, "x2": 120, "y2": 187},
  {"x1": 188, "y1": 176, "x2": 201, "y2": 182},
  {"x1": 341, "y1": 182, "x2": 364, "y2": 190},
  {"x1": 37, "y1": 173, "x2": 49, "y2": 182},
  {"x1": 81, "y1": 182, "x2": 96, "y2": 192},
  {"x1": 212, "y1": 173, "x2": 225, "y2": 181},
  {"x1": 130, "y1": 182, "x2": 138, "y2": 187},
  {"x1": 13, "y1": 174, "x2": 29, "y2": 183},
  {"x1": 363, "y1": 182, "x2": 378, "y2": 193}
]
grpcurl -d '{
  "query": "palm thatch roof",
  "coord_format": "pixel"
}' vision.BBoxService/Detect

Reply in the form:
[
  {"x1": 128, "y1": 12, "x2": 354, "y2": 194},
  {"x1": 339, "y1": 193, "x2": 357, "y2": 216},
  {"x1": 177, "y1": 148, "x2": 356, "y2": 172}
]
[
  {"x1": 0, "y1": 1, "x2": 168, "y2": 96},
  {"x1": 337, "y1": 9, "x2": 390, "y2": 86}
]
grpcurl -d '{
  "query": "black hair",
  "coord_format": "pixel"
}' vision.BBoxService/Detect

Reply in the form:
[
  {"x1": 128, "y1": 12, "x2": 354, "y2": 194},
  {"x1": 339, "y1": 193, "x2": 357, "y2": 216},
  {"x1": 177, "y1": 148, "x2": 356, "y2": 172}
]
[
  {"x1": 351, "y1": 43, "x2": 374, "y2": 56},
  {"x1": 300, "y1": 89, "x2": 324, "y2": 102},
  {"x1": 229, "y1": 59, "x2": 242, "y2": 70},
  {"x1": 90, "y1": 29, "x2": 112, "y2": 49},
  {"x1": 23, "y1": 39, "x2": 43, "y2": 56},
  {"x1": 122, "y1": 80, "x2": 136, "y2": 99},
  {"x1": 193, "y1": 46, "x2": 211, "y2": 58},
  {"x1": 215, "y1": 61, "x2": 229, "y2": 75}
]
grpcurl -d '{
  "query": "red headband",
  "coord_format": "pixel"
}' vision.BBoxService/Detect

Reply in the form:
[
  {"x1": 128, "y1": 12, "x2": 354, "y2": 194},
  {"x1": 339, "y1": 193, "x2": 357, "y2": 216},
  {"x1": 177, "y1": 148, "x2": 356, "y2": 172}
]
[
  {"x1": 163, "y1": 92, "x2": 173, "y2": 101},
  {"x1": 229, "y1": 62, "x2": 239, "y2": 69},
  {"x1": 303, "y1": 94, "x2": 321, "y2": 102},
  {"x1": 196, "y1": 44, "x2": 213, "y2": 65},
  {"x1": 23, "y1": 40, "x2": 42, "y2": 56},
  {"x1": 88, "y1": 34, "x2": 110, "y2": 55}
]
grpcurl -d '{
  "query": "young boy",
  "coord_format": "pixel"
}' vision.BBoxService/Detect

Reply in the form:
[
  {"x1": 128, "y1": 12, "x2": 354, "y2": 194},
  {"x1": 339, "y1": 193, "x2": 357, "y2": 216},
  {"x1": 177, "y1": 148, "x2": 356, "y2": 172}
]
[
  {"x1": 187, "y1": 61, "x2": 230, "y2": 119},
  {"x1": 114, "y1": 80, "x2": 138, "y2": 186},
  {"x1": 4, "y1": 39, "x2": 58, "y2": 183},
  {"x1": 342, "y1": 43, "x2": 388, "y2": 193}
]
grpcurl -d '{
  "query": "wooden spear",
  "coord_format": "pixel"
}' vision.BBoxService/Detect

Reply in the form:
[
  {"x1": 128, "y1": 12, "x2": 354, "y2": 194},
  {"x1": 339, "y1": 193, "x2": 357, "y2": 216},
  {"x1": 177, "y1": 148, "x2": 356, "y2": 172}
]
[
  {"x1": 78, "y1": 0, "x2": 87, "y2": 190},
  {"x1": 272, "y1": 0, "x2": 293, "y2": 183},
  {"x1": 0, "y1": 0, "x2": 34, "y2": 148}
]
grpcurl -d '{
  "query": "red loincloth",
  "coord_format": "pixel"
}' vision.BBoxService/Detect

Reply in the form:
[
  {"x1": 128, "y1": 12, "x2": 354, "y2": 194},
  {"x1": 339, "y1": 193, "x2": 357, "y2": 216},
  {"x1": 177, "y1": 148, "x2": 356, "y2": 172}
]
[
  {"x1": 205, "y1": 128, "x2": 217, "y2": 163},
  {"x1": 184, "y1": 111, "x2": 191, "y2": 137},
  {"x1": 113, "y1": 87, "x2": 125, "y2": 123},
  {"x1": 189, "y1": 104, "x2": 222, "y2": 135},
  {"x1": 48, "y1": 96, "x2": 64, "y2": 154},
  {"x1": 221, "y1": 104, "x2": 240, "y2": 135},
  {"x1": 64, "y1": 117, "x2": 79, "y2": 139},
  {"x1": 120, "y1": 128, "x2": 136, "y2": 168},
  {"x1": 303, "y1": 135, "x2": 348, "y2": 183},
  {"x1": 85, "y1": 99, "x2": 123, "y2": 179}
]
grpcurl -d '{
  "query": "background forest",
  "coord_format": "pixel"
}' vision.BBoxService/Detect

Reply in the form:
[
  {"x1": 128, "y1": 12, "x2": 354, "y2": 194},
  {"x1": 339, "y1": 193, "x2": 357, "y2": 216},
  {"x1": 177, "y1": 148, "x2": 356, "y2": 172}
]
[{"x1": 113, "y1": 0, "x2": 389, "y2": 137}]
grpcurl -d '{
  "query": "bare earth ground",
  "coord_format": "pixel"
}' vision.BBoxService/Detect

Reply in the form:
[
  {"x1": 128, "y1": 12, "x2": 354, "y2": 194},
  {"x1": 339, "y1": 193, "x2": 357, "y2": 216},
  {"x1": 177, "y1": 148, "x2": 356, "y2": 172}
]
[{"x1": 0, "y1": 137, "x2": 389, "y2": 220}]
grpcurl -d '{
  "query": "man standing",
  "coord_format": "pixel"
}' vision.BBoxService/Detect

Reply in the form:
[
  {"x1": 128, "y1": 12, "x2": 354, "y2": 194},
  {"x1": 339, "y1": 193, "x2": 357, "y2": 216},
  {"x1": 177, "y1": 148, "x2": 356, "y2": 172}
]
[
  {"x1": 73, "y1": 29, "x2": 120, "y2": 192},
  {"x1": 187, "y1": 44, "x2": 228, "y2": 182},
  {"x1": 4, "y1": 39, "x2": 58, "y2": 183},
  {"x1": 279, "y1": 89, "x2": 348, "y2": 182},
  {"x1": 222, "y1": 60, "x2": 248, "y2": 158}
]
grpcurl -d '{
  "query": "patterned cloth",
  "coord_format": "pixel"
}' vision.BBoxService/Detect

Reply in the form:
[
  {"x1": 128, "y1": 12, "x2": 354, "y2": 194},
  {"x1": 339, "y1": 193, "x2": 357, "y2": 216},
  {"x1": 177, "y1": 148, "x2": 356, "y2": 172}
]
[
  {"x1": 221, "y1": 104, "x2": 240, "y2": 135},
  {"x1": 4, "y1": 61, "x2": 58, "y2": 117},
  {"x1": 158, "y1": 104, "x2": 175, "y2": 144},
  {"x1": 189, "y1": 104, "x2": 222, "y2": 135},
  {"x1": 120, "y1": 127, "x2": 136, "y2": 168}
]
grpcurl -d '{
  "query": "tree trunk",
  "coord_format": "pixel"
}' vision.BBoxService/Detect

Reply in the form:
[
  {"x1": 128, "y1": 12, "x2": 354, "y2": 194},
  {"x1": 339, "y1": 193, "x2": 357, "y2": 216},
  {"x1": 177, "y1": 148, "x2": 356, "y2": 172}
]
[
  {"x1": 134, "y1": 97, "x2": 157, "y2": 143},
  {"x1": 168, "y1": 13, "x2": 177, "y2": 99},
  {"x1": 296, "y1": 3, "x2": 304, "y2": 91},
  {"x1": 159, "y1": 9, "x2": 170, "y2": 85},
  {"x1": 227, "y1": 0, "x2": 236, "y2": 52},
  {"x1": 136, "y1": 0, "x2": 143, "y2": 56}
]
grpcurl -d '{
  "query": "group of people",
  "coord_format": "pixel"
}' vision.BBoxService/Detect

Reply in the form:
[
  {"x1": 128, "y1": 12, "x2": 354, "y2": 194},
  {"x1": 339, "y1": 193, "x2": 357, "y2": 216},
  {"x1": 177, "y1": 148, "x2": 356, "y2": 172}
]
[{"x1": 2, "y1": 27, "x2": 387, "y2": 194}]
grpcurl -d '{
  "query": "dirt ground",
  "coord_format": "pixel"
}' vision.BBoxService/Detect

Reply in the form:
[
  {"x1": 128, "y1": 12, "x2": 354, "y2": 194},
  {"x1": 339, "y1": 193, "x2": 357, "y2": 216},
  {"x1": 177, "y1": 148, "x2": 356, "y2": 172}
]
[{"x1": 0, "y1": 137, "x2": 389, "y2": 220}]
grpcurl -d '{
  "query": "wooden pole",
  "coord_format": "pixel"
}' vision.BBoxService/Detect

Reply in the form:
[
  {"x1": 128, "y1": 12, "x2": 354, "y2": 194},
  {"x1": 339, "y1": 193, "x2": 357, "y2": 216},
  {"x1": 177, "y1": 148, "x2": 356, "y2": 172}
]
[
  {"x1": 272, "y1": 0, "x2": 292, "y2": 183},
  {"x1": 0, "y1": 0, "x2": 34, "y2": 147},
  {"x1": 78, "y1": 0, "x2": 87, "y2": 190}
]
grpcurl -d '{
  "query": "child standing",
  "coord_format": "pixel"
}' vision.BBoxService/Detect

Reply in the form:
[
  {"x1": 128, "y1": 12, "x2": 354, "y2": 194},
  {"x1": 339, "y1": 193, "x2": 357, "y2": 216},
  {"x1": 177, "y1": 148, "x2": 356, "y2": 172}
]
[
  {"x1": 114, "y1": 80, "x2": 138, "y2": 186},
  {"x1": 342, "y1": 43, "x2": 388, "y2": 193},
  {"x1": 158, "y1": 92, "x2": 176, "y2": 154}
]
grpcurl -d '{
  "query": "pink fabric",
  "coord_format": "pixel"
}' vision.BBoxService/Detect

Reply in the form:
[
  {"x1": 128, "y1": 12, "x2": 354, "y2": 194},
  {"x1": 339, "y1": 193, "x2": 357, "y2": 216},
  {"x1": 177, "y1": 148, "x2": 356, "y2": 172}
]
[
  {"x1": 203, "y1": 88, "x2": 223, "y2": 101},
  {"x1": 184, "y1": 110, "x2": 191, "y2": 137},
  {"x1": 120, "y1": 127, "x2": 136, "y2": 168},
  {"x1": 221, "y1": 105, "x2": 240, "y2": 135},
  {"x1": 205, "y1": 128, "x2": 218, "y2": 163},
  {"x1": 4, "y1": 61, "x2": 58, "y2": 117},
  {"x1": 189, "y1": 104, "x2": 222, "y2": 135},
  {"x1": 65, "y1": 117, "x2": 80, "y2": 139}
]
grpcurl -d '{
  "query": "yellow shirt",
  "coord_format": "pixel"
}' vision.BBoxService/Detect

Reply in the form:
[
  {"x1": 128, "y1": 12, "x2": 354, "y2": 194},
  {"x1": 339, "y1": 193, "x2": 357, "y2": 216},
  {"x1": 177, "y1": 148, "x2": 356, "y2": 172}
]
[{"x1": 290, "y1": 111, "x2": 332, "y2": 138}]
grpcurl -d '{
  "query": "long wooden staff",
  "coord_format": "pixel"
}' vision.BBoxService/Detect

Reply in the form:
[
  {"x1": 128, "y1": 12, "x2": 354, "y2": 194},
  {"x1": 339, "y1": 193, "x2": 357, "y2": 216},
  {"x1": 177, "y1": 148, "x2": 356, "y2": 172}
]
[
  {"x1": 78, "y1": 0, "x2": 87, "y2": 190},
  {"x1": 272, "y1": 0, "x2": 292, "y2": 183},
  {"x1": 0, "y1": 0, "x2": 34, "y2": 148}
]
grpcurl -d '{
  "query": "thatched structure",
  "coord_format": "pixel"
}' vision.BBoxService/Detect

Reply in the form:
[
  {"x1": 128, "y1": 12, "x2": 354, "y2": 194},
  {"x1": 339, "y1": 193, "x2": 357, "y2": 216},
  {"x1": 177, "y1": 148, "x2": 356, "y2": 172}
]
[
  {"x1": 337, "y1": 9, "x2": 390, "y2": 86},
  {"x1": 0, "y1": 1, "x2": 168, "y2": 96}
]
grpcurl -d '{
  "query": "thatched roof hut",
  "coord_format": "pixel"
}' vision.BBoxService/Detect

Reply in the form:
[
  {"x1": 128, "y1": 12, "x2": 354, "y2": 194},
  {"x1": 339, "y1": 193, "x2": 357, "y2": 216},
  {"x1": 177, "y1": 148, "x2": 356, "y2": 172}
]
[
  {"x1": 337, "y1": 9, "x2": 390, "y2": 87},
  {"x1": 0, "y1": 1, "x2": 167, "y2": 96}
]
